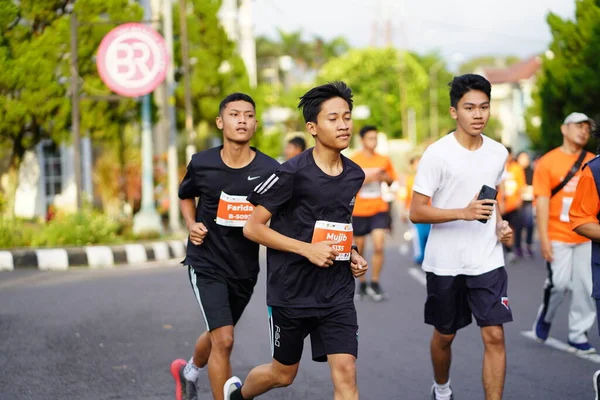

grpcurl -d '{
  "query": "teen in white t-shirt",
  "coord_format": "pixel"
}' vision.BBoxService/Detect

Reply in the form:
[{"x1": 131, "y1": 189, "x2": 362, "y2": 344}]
[{"x1": 410, "y1": 74, "x2": 513, "y2": 400}]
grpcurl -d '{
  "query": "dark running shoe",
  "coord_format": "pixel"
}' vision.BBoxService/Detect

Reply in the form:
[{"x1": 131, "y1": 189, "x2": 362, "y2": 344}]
[
  {"x1": 366, "y1": 281, "x2": 386, "y2": 302},
  {"x1": 356, "y1": 282, "x2": 368, "y2": 300}
]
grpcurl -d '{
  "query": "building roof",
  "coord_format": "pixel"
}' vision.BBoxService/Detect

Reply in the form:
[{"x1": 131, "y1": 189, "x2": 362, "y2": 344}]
[{"x1": 483, "y1": 56, "x2": 541, "y2": 84}]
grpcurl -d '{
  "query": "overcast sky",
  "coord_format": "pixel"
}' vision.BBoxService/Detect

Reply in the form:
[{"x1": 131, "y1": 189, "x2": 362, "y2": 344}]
[{"x1": 253, "y1": 0, "x2": 575, "y2": 67}]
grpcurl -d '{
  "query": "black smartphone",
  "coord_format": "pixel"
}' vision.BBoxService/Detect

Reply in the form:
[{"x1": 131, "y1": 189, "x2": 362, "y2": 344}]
[{"x1": 477, "y1": 185, "x2": 498, "y2": 224}]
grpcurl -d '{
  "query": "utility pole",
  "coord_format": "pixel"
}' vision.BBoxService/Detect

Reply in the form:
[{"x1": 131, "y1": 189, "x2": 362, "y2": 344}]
[
  {"x1": 162, "y1": 0, "x2": 181, "y2": 232},
  {"x1": 70, "y1": 10, "x2": 83, "y2": 210},
  {"x1": 179, "y1": 0, "x2": 196, "y2": 162},
  {"x1": 429, "y1": 62, "x2": 443, "y2": 140}
]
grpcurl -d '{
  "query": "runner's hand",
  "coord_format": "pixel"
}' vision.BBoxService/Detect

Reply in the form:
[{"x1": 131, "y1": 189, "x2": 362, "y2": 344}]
[
  {"x1": 496, "y1": 220, "x2": 513, "y2": 245},
  {"x1": 304, "y1": 240, "x2": 340, "y2": 268},
  {"x1": 462, "y1": 193, "x2": 496, "y2": 221},
  {"x1": 540, "y1": 240, "x2": 554, "y2": 263},
  {"x1": 350, "y1": 250, "x2": 368, "y2": 278},
  {"x1": 188, "y1": 222, "x2": 208, "y2": 245}
]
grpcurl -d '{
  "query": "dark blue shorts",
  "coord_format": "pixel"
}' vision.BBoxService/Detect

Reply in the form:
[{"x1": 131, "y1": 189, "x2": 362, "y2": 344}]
[
  {"x1": 424, "y1": 267, "x2": 513, "y2": 335},
  {"x1": 352, "y1": 212, "x2": 389, "y2": 237}
]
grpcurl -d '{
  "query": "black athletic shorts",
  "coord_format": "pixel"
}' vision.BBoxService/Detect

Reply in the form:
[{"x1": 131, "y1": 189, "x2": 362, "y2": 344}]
[
  {"x1": 187, "y1": 265, "x2": 257, "y2": 331},
  {"x1": 267, "y1": 303, "x2": 359, "y2": 366},
  {"x1": 352, "y1": 212, "x2": 389, "y2": 237},
  {"x1": 424, "y1": 267, "x2": 513, "y2": 335}
]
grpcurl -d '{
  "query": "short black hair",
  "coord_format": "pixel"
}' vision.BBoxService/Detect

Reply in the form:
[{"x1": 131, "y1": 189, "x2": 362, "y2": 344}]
[
  {"x1": 219, "y1": 92, "x2": 256, "y2": 115},
  {"x1": 359, "y1": 125, "x2": 377, "y2": 138},
  {"x1": 448, "y1": 74, "x2": 491, "y2": 108},
  {"x1": 288, "y1": 136, "x2": 306, "y2": 151},
  {"x1": 298, "y1": 81, "x2": 353, "y2": 123},
  {"x1": 505, "y1": 146, "x2": 513, "y2": 155}
]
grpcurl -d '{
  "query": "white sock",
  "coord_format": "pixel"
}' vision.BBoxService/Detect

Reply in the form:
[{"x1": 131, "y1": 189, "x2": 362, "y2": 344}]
[
  {"x1": 433, "y1": 378, "x2": 452, "y2": 400},
  {"x1": 183, "y1": 357, "x2": 202, "y2": 382}
]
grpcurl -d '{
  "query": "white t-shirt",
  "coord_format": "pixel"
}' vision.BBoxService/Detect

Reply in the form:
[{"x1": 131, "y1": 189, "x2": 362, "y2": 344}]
[{"x1": 413, "y1": 133, "x2": 508, "y2": 276}]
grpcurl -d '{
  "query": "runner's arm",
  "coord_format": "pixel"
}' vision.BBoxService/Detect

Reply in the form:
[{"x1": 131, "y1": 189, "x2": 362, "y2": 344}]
[
  {"x1": 574, "y1": 223, "x2": 600, "y2": 242},
  {"x1": 180, "y1": 198, "x2": 197, "y2": 230},
  {"x1": 243, "y1": 205, "x2": 311, "y2": 256},
  {"x1": 535, "y1": 196, "x2": 551, "y2": 247},
  {"x1": 409, "y1": 192, "x2": 465, "y2": 224}
]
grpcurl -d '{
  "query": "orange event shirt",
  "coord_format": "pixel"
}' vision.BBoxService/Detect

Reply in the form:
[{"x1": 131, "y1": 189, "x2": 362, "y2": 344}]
[
  {"x1": 569, "y1": 166, "x2": 600, "y2": 231},
  {"x1": 533, "y1": 148, "x2": 595, "y2": 243},
  {"x1": 351, "y1": 151, "x2": 398, "y2": 217},
  {"x1": 502, "y1": 160, "x2": 526, "y2": 214}
]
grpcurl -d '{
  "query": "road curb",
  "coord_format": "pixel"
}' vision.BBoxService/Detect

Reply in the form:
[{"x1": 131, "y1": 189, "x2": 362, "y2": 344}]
[{"x1": 0, "y1": 240, "x2": 187, "y2": 271}]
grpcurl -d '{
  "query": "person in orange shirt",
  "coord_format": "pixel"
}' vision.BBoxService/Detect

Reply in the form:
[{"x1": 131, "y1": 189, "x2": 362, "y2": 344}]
[
  {"x1": 570, "y1": 137, "x2": 600, "y2": 398},
  {"x1": 405, "y1": 156, "x2": 431, "y2": 265},
  {"x1": 352, "y1": 125, "x2": 398, "y2": 301},
  {"x1": 500, "y1": 147, "x2": 526, "y2": 262},
  {"x1": 531, "y1": 112, "x2": 596, "y2": 353}
]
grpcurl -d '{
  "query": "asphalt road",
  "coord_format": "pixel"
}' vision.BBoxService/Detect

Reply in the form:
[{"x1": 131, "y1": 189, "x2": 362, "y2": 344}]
[{"x1": 1, "y1": 240, "x2": 598, "y2": 399}]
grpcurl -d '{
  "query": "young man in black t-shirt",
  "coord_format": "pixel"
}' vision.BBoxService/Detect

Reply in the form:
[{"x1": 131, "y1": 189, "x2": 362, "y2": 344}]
[
  {"x1": 223, "y1": 82, "x2": 368, "y2": 400},
  {"x1": 170, "y1": 93, "x2": 279, "y2": 400}
]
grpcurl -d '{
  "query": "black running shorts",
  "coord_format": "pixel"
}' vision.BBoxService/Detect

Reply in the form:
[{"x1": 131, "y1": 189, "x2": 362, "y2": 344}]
[
  {"x1": 352, "y1": 212, "x2": 389, "y2": 237},
  {"x1": 424, "y1": 267, "x2": 513, "y2": 335},
  {"x1": 267, "y1": 303, "x2": 359, "y2": 366},
  {"x1": 187, "y1": 265, "x2": 257, "y2": 331}
]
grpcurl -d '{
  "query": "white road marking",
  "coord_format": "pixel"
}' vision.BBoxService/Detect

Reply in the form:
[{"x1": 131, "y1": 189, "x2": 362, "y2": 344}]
[{"x1": 521, "y1": 330, "x2": 600, "y2": 364}]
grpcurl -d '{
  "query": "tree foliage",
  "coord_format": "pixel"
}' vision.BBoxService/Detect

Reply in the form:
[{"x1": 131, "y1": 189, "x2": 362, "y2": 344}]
[
  {"x1": 458, "y1": 55, "x2": 521, "y2": 75},
  {"x1": 318, "y1": 48, "x2": 454, "y2": 141},
  {"x1": 0, "y1": 0, "x2": 143, "y2": 215},
  {"x1": 529, "y1": 0, "x2": 600, "y2": 153},
  {"x1": 172, "y1": 0, "x2": 250, "y2": 149}
]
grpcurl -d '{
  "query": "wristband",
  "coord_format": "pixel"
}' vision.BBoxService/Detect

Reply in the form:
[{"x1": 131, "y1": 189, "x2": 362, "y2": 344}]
[{"x1": 351, "y1": 244, "x2": 359, "y2": 254}]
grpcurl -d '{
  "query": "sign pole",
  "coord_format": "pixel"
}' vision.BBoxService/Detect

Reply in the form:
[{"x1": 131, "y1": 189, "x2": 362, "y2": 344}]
[
  {"x1": 96, "y1": 19, "x2": 169, "y2": 235},
  {"x1": 133, "y1": 0, "x2": 163, "y2": 235}
]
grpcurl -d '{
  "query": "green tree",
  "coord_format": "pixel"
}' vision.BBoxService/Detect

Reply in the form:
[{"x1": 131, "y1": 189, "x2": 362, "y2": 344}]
[
  {"x1": 0, "y1": 0, "x2": 142, "y2": 216},
  {"x1": 173, "y1": 0, "x2": 249, "y2": 149},
  {"x1": 530, "y1": 0, "x2": 600, "y2": 153},
  {"x1": 458, "y1": 55, "x2": 521, "y2": 75},
  {"x1": 319, "y1": 48, "x2": 442, "y2": 141}
]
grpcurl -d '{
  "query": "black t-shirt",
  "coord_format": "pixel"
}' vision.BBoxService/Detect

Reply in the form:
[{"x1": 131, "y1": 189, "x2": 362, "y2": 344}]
[
  {"x1": 247, "y1": 148, "x2": 365, "y2": 308},
  {"x1": 178, "y1": 146, "x2": 279, "y2": 279}
]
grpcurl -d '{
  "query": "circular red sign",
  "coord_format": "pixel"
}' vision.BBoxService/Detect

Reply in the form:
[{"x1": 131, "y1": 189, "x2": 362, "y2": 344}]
[{"x1": 96, "y1": 23, "x2": 168, "y2": 97}]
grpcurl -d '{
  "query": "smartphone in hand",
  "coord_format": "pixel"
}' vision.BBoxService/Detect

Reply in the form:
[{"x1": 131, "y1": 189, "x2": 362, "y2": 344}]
[{"x1": 477, "y1": 185, "x2": 498, "y2": 224}]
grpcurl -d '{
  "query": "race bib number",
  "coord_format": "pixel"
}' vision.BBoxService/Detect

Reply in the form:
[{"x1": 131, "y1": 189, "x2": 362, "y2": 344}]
[
  {"x1": 504, "y1": 178, "x2": 517, "y2": 197},
  {"x1": 522, "y1": 185, "x2": 534, "y2": 201},
  {"x1": 560, "y1": 197, "x2": 573, "y2": 223},
  {"x1": 359, "y1": 182, "x2": 382, "y2": 199},
  {"x1": 358, "y1": 168, "x2": 383, "y2": 199},
  {"x1": 216, "y1": 192, "x2": 254, "y2": 227},
  {"x1": 311, "y1": 221, "x2": 353, "y2": 261}
]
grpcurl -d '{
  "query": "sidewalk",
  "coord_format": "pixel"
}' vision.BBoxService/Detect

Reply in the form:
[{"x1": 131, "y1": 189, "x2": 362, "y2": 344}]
[{"x1": 0, "y1": 239, "x2": 187, "y2": 271}]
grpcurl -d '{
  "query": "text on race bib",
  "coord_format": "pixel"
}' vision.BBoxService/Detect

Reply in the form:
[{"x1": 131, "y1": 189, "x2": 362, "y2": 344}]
[
  {"x1": 560, "y1": 197, "x2": 573, "y2": 223},
  {"x1": 311, "y1": 221, "x2": 354, "y2": 261},
  {"x1": 504, "y1": 178, "x2": 518, "y2": 197},
  {"x1": 358, "y1": 168, "x2": 383, "y2": 199},
  {"x1": 216, "y1": 192, "x2": 254, "y2": 227}
]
